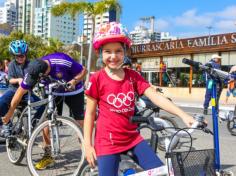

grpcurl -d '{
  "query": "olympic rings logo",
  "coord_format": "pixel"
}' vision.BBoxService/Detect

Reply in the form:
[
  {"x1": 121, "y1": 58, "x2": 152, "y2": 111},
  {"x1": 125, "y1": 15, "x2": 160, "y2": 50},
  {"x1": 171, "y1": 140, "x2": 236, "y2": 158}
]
[{"x1": 107, "y1": 91, "x2": 135, "y2": 108}]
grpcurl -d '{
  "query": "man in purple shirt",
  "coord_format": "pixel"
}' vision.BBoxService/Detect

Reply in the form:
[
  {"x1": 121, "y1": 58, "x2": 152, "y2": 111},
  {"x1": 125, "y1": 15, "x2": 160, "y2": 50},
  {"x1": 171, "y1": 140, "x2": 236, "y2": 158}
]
[
  {"x1": 2, "y1": 52, "x2": 87, "y2": 169},
  {"x1": 3, "y1": 52, "x2": 87, "y2": 125}
]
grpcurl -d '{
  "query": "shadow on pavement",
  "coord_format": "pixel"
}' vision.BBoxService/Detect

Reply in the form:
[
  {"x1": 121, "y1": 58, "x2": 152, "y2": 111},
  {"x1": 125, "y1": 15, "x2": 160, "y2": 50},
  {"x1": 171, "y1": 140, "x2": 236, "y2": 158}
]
[
  {"x1": 0, "y1": 144, "x2": 6, "y2": 152},
  {"x1": 221, "y1": 164, "x2": 236, "y2": 170}
]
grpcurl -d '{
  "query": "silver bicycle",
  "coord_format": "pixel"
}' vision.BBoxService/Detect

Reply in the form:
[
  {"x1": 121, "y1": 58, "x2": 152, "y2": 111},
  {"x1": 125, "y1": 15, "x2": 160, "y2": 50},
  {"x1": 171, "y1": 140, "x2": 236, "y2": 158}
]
[
  {"x1": 6, "y1": 90, "x2": 47, "y2": 164},
  {"x1": 26, "y1": 77, "x2": 85, "y2": 176}
]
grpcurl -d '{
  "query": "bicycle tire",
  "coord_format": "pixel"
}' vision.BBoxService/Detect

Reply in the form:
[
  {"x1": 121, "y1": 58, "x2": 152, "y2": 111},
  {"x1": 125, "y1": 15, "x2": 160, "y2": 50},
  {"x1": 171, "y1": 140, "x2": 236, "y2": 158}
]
[
  {"x1": 227, "y1": 117, "x2": 236, "y2": 136},
  {"x1": 6, "y1": 107, "x2": 28, "y2": 164},
  {"x1": 26, "y1": 116, "x2": 85, "y2": 176},
  {"x1": 78, "y1": 162, "x2": 99, "y2": 176},
  {"x1": 156, "y1": 115, "x2": 179, "y2": 151}
]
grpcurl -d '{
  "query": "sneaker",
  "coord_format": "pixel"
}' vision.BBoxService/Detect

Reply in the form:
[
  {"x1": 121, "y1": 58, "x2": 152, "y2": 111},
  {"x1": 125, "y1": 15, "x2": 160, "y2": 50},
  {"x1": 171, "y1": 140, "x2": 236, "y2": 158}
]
[
  {"x1": 203, "y1": 108, "x2": 208, "y2": 115},
  {"x1": 0, "y1": 121, "x2": 12, "y2": 138},
  {"x1": 35, "y1": 155, "x2": 55, "y2": 170}
]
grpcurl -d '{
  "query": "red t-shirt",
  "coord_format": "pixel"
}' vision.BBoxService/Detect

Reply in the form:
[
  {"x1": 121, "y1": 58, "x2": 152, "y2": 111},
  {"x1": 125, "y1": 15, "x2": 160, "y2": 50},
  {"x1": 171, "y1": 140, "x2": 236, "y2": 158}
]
[{"x1": 85, "y1": 68, "x2": 150, "y2": 156}]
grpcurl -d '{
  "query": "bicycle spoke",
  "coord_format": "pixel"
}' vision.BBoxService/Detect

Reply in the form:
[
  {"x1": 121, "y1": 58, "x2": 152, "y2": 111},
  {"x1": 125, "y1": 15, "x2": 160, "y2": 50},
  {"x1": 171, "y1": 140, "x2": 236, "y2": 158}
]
[{"x1": 27, "y1": 117, "x2": 84, "y2": 176}]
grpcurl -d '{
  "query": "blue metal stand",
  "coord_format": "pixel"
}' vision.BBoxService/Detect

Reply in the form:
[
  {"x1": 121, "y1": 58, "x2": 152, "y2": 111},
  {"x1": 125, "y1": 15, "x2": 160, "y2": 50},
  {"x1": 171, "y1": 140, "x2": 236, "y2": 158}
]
[{"x1": 209, "y1": 80, "x2": 220, "y2": 171}]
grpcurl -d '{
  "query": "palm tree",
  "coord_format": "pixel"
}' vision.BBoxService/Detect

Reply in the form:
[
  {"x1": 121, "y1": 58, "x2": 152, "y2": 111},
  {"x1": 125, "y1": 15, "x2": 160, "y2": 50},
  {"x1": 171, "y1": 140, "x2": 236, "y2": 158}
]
[{"x1": 51, "y1": 0, "x2": 121, "y2": 84}]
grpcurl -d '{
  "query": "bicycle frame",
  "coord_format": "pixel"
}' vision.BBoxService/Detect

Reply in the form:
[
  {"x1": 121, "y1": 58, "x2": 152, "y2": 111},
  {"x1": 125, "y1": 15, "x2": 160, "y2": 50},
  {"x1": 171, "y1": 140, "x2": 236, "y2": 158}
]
[
  {"x1": 129, "y1": 117, "x2": 206, "y2": 176},
  {"x1": 46, "y1": 81, "x2": 65, "y2": 156},
  {"x1": 26, "y1": 91, "x2": 48, "y2": 137}
]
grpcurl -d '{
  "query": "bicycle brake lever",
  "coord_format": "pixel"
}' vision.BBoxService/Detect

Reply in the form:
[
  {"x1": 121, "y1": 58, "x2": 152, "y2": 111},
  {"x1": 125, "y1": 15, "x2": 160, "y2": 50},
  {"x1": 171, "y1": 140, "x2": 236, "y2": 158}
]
[
  {"x1": 148, "y1": 117, "x2": 164, "y2": 131},
  {"x1": 203, "y1": 127, "x2": 214, "y2": 135}
]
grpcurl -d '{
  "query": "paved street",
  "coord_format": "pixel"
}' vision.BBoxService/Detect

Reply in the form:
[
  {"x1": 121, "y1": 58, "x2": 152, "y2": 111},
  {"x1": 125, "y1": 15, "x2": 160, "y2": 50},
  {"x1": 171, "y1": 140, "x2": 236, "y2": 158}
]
[{"x1": 0, "y1": 107, "x2": 236, "y2": 175}]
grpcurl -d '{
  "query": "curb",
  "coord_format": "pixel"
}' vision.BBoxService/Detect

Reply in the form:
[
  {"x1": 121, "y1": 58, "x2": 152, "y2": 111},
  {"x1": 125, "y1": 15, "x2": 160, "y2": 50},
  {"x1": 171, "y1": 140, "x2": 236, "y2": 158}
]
[{"x1": 175, "y1": 102, "x2": 235, "y2": 111}]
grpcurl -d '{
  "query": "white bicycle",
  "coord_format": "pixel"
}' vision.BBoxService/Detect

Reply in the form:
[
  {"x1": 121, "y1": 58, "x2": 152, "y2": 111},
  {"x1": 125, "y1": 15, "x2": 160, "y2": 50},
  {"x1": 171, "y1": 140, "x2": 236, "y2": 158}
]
[
  {"x1": 78, "y1": 114, "x2": 217, "y2": 176},
  {"x1": 26, "y1": 77, "x2": 85, "y2": 176}
]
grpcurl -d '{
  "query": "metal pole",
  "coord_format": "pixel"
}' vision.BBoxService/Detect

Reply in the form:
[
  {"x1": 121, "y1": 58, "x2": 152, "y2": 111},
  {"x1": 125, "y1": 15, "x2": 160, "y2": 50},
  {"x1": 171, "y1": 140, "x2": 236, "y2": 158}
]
[
  {"x1": 211, "y1": 81, "x2": 221, "y2": 171},
  {"x1": 206, "y1": 26, "x2": 212, "y2": 46},
  {"x1": 80, "y1": 42, "x2": 83, "y2": 64}
]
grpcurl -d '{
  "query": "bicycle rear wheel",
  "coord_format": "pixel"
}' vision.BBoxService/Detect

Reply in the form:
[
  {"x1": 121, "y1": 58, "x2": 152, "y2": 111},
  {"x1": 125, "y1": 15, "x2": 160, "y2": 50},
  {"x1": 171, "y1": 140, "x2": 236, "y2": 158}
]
[
  {"x1": 227, "y1": 117, "x2": 236, "y2": 136},
  {"x1": 6, "y1": 107, "x2": 28, "y2": 164},
  {"x1": 156, "y1": 116, "x2": 179, "y2": 151},
  {"x1": 26, "y1": 116, "x2": 85, "y2": 176}
]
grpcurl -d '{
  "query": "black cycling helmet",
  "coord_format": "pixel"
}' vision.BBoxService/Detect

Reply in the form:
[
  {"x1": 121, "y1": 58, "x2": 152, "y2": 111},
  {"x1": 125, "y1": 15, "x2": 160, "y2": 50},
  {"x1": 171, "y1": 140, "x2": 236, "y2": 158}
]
[
  {"x1": 22, "y1": 59, "x2": 48, "y2": 89},
  {"x1": 24, "y1": 59, "x2": 48, "y2": 88},
  {"x1": 28, "y1": 59, "x2": 48, "y2": 79}
]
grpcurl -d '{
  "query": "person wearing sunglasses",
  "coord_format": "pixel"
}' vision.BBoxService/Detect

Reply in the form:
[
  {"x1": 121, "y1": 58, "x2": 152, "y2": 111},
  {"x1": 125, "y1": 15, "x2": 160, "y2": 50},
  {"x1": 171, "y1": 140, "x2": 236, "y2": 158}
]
[{"x1": 0, "y1": 40, "x2": 44, "y2": 139}]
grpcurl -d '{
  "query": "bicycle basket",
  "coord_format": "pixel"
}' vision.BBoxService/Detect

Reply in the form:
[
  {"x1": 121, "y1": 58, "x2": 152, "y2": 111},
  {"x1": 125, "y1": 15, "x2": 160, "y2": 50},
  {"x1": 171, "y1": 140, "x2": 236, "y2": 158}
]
[{"x1": 168, "y1": 149, "x2": 216, "y2": 176}]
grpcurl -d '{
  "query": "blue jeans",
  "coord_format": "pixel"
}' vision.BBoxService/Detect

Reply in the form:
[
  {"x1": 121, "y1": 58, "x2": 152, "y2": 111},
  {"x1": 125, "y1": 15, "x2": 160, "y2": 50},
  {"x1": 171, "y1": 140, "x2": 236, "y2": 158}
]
[
  {"x1": 0, "y1": 89, "x2": 45, "y2": 125},
  {"x1": 97, "y1": 140, "x2": 163, "y2": 176}
]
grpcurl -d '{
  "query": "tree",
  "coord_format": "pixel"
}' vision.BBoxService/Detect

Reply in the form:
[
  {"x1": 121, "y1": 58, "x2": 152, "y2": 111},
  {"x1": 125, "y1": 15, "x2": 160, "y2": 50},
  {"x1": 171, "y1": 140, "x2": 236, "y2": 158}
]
[
  {"x1": 0, "y1": 31, "x2": 66, "y2": 61},
  {"x1": 51, "y1": 0, "x2": 121, "y2": 84}
]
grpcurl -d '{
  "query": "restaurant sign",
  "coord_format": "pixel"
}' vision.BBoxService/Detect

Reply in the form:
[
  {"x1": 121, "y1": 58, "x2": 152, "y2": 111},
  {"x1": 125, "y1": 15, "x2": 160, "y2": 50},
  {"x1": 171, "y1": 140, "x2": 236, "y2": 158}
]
[{"x1": 131, "y1": 33, "x2": 236, "y2": 57}]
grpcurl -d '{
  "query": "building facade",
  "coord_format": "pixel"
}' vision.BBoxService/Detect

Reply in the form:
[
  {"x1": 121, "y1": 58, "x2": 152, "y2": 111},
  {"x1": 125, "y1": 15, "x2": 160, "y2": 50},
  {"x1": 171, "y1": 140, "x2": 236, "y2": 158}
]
[
  {"x1": 130, "y1": 32, "x2": 236, "y2": 87},
  {"x1": 83, "y1": 8, "x2": 120, "y2": 43},
  {"x1": 0, "y1": 1, "x2": 16, "y2": 27},
  {"x1": 33, "y1": 0, "x2": 78, "y2": 44},
  {"x1": 130, "y1": 26, "x2": 161, "y2": 44}
]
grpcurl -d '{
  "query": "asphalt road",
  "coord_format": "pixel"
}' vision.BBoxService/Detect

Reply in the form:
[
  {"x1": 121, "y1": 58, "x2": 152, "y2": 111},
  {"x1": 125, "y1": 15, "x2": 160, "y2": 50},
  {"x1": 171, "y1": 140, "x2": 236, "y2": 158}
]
[{"x1": 0, "y1": 107, "x2": 235, "y2": 175}]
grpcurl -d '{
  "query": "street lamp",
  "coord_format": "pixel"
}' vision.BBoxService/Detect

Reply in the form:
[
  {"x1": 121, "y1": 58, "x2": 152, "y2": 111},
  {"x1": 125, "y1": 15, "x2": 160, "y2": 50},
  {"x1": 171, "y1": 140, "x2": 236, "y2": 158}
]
[
  {"x1": 206, "y1": 26, "x2": 212, "y2": 36},
  {"x1": 77, "y1": 42, "x2": 83, "y2": 64},
  {"x1": 206, "y1": 26, "x2": 213, "y2": 45}
]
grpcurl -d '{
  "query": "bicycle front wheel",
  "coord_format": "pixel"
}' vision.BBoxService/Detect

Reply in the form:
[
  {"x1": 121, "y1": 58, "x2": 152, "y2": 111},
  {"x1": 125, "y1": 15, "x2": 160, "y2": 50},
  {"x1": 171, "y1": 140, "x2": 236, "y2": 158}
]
[
  {"x1": 156, "y1": 116, "x2": 179, "y2": 151},
  {"x1": 26, "y1": 116, "x2": 85, "y2": 176}
]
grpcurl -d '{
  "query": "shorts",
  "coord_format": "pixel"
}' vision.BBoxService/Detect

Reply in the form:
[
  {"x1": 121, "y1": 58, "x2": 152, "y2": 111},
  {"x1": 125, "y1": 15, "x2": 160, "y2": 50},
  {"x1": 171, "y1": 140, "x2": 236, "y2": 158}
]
[{"x1": 55, "y1": 91, "x2": 84, "y2": 120}]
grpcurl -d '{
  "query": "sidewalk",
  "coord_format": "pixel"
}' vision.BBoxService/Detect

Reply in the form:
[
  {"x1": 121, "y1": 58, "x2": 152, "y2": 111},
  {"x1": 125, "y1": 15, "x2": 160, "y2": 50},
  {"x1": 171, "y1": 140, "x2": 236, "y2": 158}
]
[{"x1": 161, "y1": 87, "x2": 236, "y2": 111}]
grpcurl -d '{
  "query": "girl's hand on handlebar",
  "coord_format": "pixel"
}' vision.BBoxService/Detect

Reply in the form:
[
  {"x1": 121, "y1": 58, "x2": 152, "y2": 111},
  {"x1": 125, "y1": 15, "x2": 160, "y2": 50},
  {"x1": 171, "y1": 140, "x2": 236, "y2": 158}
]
[
  {"x1": 181, "y1": 114, "x2": 197, "y2": 127},
  {"x1": 85, "y1": 145, "x2": 97, "y2": 168}
]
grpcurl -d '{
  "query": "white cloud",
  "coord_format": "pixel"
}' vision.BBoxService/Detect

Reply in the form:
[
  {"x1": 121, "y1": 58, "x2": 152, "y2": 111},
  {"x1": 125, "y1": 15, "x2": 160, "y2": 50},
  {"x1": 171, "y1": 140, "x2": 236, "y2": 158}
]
[
  {"x1": 174, "y1": 9, "x2": 212, "y2": 27},
  {"x1": 216, "y1": 6, "x2": 236, "y2": 19},
  {"x1": 154, "y1": 5, "x2": 236, "y2": 36},
  {"x1": 155, "y1": 19, "x2": 169, "y2": 31},
  {"x1": 215, "y1": 20, "x2": 236, "y2": 30}
]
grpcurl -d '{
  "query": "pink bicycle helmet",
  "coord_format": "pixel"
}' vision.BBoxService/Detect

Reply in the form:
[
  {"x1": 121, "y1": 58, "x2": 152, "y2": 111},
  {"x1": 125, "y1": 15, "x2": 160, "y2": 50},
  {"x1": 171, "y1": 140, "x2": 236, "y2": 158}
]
[{"x1": 93, "y1": 22, "x2": 132, "y2": 50}]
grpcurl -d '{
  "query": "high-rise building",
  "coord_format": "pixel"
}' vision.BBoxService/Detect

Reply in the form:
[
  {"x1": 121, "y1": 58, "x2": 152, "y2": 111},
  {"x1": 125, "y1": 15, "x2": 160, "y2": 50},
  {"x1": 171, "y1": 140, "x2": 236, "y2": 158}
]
[
  {"x1": 160, "y1": 32, "x2": 177, "y2": 41},
  {"x1": 34, "y1": 0, "x2": 79, "y2": 44},
  {"x1": 82, "y1": 8, "x2": 120, "y2": 43},
  {"x1": 13, "y1": 0, "x2": 34, "y2": 33},
  {"x1": 130, "y1": 26, "x2": 161, "y2": 44},
  {"x1": 0, "y1": 1, "x2": 16, "y2": 27}
]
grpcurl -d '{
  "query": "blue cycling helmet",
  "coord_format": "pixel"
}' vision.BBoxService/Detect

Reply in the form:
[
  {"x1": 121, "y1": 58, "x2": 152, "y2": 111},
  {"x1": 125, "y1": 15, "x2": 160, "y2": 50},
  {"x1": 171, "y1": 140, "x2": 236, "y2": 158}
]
[{"x1": 9, "y1": 40, "x2": 28, "y2": 55}]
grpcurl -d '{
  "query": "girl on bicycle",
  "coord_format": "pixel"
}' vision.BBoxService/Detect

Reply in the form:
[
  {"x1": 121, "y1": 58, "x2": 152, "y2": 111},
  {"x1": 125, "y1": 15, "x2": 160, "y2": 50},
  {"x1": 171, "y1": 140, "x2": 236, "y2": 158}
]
[{"x1": 84, "y1": 22, "x2": 196, "y2": 176}]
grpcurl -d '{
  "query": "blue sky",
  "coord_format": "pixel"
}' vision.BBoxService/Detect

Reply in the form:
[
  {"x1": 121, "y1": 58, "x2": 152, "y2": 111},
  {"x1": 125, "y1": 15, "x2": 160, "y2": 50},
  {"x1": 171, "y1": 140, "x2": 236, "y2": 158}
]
[
  {"x1": 1, "y1": 0, "x2": 236, "y2": 38},
  {"x1": 118, "y1": 0, "x2": 236, "y2": 38}
]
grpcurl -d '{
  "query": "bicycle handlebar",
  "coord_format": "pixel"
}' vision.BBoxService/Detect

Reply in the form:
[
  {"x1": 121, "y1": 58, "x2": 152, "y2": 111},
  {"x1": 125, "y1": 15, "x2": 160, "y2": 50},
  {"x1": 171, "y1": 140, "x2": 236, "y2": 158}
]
[
  {"x1": 131, "y1": 116, "x2": 165, "y2": 131},
  {"x1": 182, "y1": 58, "x2": 236, "y2": 83},
  {"x1": 131, "y1": 114, "x2": 212, "y2": 151},
  {"x1": 40, "y1": 75, "x2": 72, "y2": 91}
]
